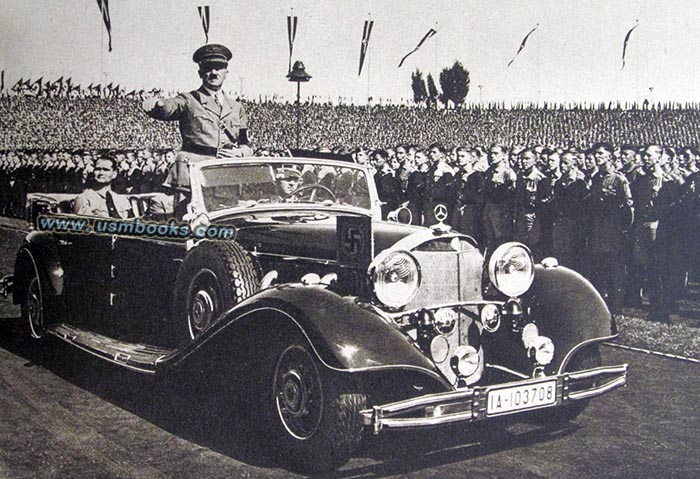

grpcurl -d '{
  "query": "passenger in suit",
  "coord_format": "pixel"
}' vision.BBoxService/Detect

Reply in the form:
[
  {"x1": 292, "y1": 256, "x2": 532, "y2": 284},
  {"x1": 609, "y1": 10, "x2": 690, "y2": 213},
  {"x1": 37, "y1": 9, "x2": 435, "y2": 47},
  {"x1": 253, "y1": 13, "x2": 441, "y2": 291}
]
[{"x1": 73, "y1": 155, "x2": 133, "y2": 219}]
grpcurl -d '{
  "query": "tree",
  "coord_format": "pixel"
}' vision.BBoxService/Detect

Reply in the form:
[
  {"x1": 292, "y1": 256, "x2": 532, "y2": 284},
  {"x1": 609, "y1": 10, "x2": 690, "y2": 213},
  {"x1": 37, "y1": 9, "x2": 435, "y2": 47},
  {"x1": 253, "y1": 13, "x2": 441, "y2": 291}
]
[
  {"x1": 410, "y1": 69, "x2": 428, "y2": 105},
  {"x1": 426, "y1": 73, "x2": 438, "y2": 108},
  {"x1": 439, "y1": 66, "x2": 454, "y2": 108},
  {"x1": 439, "y1": 61, "x2": 470, "y2": 108},
  {"x1": 451, "y1": 61, "x2": 470, "y2": 106}
]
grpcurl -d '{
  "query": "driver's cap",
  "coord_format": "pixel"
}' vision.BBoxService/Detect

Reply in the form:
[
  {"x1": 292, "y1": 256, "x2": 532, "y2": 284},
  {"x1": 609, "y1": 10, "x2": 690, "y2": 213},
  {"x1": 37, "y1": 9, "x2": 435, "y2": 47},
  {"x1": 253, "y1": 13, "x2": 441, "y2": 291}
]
[{"x1": 275, "y1": 166, "x2": 301, "y2": 180}]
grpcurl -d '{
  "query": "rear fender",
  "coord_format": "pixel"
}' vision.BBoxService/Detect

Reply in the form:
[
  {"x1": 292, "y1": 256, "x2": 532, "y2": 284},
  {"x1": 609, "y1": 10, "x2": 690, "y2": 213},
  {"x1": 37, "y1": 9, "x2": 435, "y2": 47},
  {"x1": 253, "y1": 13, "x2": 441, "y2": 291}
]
[
  {"x1": 526, "y1": 264, "x2": 614, "y2": 373},
  {"x1": 13, "y1": 231, "x2": 63, "y2": 304}
]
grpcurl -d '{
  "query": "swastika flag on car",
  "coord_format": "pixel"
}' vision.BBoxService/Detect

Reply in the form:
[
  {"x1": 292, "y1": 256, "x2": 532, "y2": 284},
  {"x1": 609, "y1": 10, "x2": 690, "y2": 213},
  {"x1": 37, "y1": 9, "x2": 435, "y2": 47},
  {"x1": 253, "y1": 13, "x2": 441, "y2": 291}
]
[
  {"x1": 358, "y1": 19, "x2": 374, "y2": 76},
  {"x1": 96, "y1": 0, "x2": 113, "y2": 52},
  {"x1": 198, "y1": 5, "x2": 210, "y2": 44},
  {"x1": 398, "y1": 28, "x2": 437, "y2": 68}
]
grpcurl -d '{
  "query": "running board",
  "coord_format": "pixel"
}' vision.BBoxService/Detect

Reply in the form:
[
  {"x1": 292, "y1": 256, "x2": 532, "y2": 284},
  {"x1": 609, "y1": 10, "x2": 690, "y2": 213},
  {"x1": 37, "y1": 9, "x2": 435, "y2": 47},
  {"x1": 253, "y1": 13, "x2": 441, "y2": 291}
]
[{"x1": 47, "y1": 323, "x2": 176, "y2": 373}]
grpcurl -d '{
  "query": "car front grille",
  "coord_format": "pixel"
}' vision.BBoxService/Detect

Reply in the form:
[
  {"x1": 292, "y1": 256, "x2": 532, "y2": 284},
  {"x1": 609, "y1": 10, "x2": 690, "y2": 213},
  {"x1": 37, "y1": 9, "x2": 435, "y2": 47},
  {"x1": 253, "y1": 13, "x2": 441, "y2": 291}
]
[{"x1": 406, "y1": 248, "x2": 483, "y2": 309}]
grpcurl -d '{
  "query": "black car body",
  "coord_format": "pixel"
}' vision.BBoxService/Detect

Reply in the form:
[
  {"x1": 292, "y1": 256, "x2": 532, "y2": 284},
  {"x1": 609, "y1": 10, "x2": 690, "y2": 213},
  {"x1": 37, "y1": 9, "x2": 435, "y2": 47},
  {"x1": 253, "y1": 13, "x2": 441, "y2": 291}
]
[{"x1": 3, "y1": 157, "x2": 628, "y2": 473}]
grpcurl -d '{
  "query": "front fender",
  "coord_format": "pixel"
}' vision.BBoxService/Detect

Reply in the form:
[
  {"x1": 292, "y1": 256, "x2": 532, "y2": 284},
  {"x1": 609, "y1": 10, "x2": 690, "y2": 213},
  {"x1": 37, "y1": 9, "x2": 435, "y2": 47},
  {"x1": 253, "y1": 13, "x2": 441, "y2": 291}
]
[
  {"x1": 13, "y1": 231, "x2": 64, "y2": 304},
  {"x1": 172, "y1": 284, "x2": 450, "y2": 389},
  {"x1": 526, "y1": 264, "x2": 614, "y2": 373}
]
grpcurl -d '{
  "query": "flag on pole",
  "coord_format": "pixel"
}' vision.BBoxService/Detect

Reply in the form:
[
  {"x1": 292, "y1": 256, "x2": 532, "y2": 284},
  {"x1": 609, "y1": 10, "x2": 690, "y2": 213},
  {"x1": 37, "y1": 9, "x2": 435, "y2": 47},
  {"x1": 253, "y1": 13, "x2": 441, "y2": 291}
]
[
  {"x1": 198, "y1": 6, "x2": 210, "y2": 44},
  {"x1": 507, "y1": 24, "x2": 539, "y2": 67},
  {"x1": 287, "y1": 15, "x2": 298, "y2": 72},
  {"x1": 621, "y1": 21, "x2": 639, "y2": 70},
  {"x1": 398, "y1": 28, "x2": 437, "y2": 68},
  {"x1": 358, "y1": 19, "x2": 374, "y2": 76},
  {"x1": 96, "y1": 0, "x2": 113, "y2": 52},
  {"x1": 52, "y1": 76, "x2": 64, "y2": 96},
  {"x1": 30, "y1": 77, "x2": 43, "y2": 96},
  {"x1": 12, "y1": 78, "x2": 23, "y2": 93}
]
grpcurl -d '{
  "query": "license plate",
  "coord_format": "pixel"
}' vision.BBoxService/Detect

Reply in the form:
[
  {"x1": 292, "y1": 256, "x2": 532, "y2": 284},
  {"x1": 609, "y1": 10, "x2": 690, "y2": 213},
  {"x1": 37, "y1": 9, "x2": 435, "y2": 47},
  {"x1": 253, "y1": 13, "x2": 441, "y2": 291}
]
[{"x1": 486, "y1": 380, "x2": 557, "y2": 416}]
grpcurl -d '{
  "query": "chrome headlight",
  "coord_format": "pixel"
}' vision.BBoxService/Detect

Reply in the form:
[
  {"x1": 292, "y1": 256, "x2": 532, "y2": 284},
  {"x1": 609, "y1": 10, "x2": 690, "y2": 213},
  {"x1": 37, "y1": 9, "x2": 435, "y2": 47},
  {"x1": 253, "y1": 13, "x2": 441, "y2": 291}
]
[
  {"x1": 371, "y1": 250, "x2": 420, "y2": 309},
  {"x1": 488, "y1": 242, "x2": 534, "y2": 297}
]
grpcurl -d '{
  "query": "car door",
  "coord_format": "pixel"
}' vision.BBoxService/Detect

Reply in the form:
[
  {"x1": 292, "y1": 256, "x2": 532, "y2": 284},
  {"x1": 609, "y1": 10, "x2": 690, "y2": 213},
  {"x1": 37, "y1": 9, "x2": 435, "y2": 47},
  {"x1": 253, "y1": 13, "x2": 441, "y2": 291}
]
[
  {"x1": 54, "y1": 214, "x2": 113, "y2": 329},
  {"x1": 108, "y1": 234, "x2": 186, "y2": 344}
]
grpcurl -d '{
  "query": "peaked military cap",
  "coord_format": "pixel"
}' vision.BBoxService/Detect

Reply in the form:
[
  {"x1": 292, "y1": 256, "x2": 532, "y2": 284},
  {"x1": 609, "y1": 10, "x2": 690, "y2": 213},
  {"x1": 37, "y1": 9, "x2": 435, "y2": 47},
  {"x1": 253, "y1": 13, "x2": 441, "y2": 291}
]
[{"x1": 193, "y1": 44, "x2": 232, "y2": 65}]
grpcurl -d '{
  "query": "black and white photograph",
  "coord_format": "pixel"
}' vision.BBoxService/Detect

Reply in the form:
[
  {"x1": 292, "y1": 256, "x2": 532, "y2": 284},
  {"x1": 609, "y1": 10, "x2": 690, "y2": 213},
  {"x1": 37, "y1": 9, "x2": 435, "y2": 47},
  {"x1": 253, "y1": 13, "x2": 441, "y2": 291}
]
[{"x1": 0, "y1": 1, "x2": 699, "y2": 477}]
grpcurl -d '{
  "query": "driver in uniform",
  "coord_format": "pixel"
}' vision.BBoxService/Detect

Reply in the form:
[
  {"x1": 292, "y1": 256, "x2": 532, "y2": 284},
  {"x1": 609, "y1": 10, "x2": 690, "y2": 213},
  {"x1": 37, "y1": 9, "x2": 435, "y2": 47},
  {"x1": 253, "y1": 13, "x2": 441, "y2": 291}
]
[
  {"x1": 273, "y1": 166, "x2": 302, "y2": 202},
  {"x1": 142, "y1": 44, "x2": 253, "y2": 193}
]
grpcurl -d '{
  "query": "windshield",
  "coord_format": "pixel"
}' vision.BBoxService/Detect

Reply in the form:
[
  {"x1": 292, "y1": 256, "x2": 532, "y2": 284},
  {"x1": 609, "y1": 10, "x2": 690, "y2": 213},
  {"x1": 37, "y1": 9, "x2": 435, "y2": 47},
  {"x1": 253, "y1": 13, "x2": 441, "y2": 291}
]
[{"x1": 197, "y1": 161, "x2": 372, "y2": 213}]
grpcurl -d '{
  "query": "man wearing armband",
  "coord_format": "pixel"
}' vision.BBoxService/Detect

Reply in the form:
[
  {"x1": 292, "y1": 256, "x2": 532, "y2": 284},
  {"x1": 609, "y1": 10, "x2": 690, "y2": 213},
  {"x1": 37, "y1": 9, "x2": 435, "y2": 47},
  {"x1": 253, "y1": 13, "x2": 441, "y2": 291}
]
[{"x1": 142, "y1": 44, "x2": 252, "y2": 192}]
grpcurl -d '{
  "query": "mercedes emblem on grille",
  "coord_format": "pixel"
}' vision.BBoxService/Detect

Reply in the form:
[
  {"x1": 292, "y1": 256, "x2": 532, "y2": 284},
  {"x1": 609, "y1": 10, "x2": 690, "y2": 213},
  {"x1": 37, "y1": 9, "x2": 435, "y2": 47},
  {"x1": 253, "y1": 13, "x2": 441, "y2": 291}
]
[{"x1": 434, "y1": 204, "x2": 448, "y2": 222}]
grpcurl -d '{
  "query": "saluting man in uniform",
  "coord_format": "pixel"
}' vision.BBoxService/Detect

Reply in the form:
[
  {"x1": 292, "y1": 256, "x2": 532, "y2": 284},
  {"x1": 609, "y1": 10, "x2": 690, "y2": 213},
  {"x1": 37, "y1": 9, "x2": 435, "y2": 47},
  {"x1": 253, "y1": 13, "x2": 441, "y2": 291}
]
[{"x1": 142, "y1": 44, "x2": 252, "y2": 191}]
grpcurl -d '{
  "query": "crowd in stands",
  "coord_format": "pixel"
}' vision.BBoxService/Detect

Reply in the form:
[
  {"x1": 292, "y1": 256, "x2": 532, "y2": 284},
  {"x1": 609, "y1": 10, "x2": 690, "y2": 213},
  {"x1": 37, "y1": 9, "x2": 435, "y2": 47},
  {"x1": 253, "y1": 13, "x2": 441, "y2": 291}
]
[{"x1": 3, "y1": 96, "x2": 700, "y2": 151}]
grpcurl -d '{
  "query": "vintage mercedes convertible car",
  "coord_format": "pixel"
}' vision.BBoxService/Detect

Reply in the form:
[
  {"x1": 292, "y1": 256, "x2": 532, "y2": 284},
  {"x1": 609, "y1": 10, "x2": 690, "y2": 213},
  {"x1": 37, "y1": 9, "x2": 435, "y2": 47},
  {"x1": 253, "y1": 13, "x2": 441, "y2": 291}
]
[{"x1": 1, "y1": 157, "x2": 628, "y2": 473}]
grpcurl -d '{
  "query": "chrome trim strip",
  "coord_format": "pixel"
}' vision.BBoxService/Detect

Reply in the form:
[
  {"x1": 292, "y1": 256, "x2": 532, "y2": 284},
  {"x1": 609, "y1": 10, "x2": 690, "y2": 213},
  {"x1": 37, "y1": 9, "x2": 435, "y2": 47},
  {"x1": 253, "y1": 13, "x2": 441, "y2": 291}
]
[
  {"x1": 209, "y1": 203, "x2": 373, "y2": 221},
  {"x1": 485, "y1": 363, "x2": 530, "y2": 379},
  {"x1": 249, "y1": 251, "x2": 348, "y2": 267},
  {"x1": 387, "y1": 299, "x2": 505, "y2": 318},
  {"x1": 377, "y1": 388, "x2": 477, "y2": 414},
  {"x1": 566, "y1": 364, "x2": 628, "y2": 381},
  {"x1": 567, "y1": 376, "x2": 628, "y2": 401},
  {"x1": 379, "y1": 412, "x2": 475, "y2": 429},
  {"x1": 557, "y1": 333, "x2": 619, "y2": 374}
]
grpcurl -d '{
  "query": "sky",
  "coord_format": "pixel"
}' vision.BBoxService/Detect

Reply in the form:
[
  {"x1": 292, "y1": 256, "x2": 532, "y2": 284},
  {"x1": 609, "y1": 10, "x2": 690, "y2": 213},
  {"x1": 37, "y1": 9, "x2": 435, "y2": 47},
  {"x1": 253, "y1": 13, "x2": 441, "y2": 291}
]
[{"x1": 1, "y1": 0, "x2": 700, "y2": 105}]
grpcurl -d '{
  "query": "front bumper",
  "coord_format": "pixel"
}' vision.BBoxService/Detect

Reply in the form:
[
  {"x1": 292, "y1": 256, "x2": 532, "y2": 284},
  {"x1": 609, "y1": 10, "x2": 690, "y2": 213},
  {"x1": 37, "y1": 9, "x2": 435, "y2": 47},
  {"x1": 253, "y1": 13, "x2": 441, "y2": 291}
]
[{"x1": 361, "y1": 363, "x2": 628, "y2": 434}]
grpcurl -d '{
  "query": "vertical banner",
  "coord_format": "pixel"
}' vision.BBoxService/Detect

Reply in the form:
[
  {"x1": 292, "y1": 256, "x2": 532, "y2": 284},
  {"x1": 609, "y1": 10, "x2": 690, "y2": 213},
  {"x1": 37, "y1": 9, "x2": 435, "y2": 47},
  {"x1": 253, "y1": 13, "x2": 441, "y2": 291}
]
[
  {"x1": 198, "y1": 5, "x2": 210, "y2": 44},
  {"x1": 398, "y1": 28, "x2": 437, "y2": 68},
  {"x1": 287, "y1": 15, "x2": 298, "y2": 72},
  {"x1": 358, "y1": 19, "x2": 374, "y2": 76},
  {"x1": 621, "y1": 21, "x2": 639, "y2": 70},
  {"x1": 96, "y1": 0, "x2": 113, "y2": 52},
  {"x1": 0, "y1": 70, "x2": 4, "y2": 95}
]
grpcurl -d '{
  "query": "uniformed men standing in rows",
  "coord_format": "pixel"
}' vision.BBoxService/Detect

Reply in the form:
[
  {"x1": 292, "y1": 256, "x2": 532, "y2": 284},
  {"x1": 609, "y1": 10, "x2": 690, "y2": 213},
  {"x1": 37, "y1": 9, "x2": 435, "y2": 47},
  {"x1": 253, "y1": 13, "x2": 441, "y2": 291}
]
[
  {"x1": 453, "y1": 147, "x2": 484, "y2": 242},
  {"x1": 550, "y1": 151, "x2": 588, "y2": 269},
  {"x1": 481, "y1": 144, "x2": 517, "y2": 250},
  {"x1": 513, "y1": 148, "x2": 547, "y2": 255},
  {"x1": 585, "y1": 143, "x2": 634, "y2": 316}
]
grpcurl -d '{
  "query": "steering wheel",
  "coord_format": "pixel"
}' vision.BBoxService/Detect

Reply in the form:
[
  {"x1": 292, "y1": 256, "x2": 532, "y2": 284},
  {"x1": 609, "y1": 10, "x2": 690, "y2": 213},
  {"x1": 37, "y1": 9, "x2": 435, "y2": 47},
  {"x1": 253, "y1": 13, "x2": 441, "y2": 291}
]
[{"x1": 284, "y1": 184, "x2": 337, "y2": 202}]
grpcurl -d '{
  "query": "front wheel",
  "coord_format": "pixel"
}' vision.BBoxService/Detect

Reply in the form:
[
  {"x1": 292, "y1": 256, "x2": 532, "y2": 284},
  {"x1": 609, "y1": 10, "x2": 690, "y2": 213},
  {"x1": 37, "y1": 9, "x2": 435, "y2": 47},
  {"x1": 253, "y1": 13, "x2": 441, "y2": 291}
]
[{"x1": 267, "y1": 338, "x2": 366, "y2": 474}]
